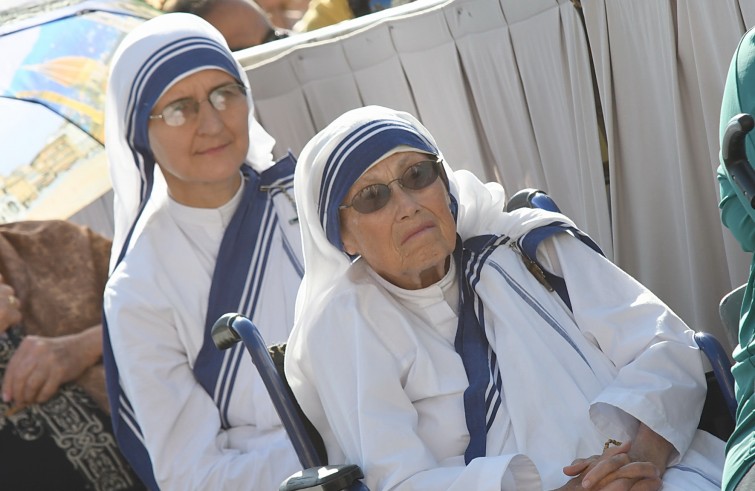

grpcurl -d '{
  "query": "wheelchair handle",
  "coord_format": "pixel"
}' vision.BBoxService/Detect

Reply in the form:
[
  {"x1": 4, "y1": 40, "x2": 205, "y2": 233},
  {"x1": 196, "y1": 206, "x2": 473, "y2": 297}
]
[
  {"x1": 505, "y1": 188, "x2": 561, "y2": 213},
  {"x1": 722, "y1": 113, "x2": 755, "y2": 208},
  {"x1": 211, "y1": 313, "x2": 324, "y2": 469}
]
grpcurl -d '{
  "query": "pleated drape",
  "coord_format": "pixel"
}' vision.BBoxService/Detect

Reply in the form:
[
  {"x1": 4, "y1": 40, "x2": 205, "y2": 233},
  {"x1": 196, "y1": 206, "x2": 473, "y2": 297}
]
[
  {"x1": 247, "y1": 0, "x2": 610, "y2": 252},
  {"x1": 581, "y1": 0, "x2": 752, "y2": 344}
]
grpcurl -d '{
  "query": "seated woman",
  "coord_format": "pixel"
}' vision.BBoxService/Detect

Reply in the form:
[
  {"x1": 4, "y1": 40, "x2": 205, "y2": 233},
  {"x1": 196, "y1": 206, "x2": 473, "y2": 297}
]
[
  {"x1": 0, "y1": 220, "x2": 143, "y2": 490},
  {"x1": 103, "y1": 13, "x2": 302, "y2": 490},
  {"x1": 717, "y1": 26, "x2": 755, "y2": 491},
  {"x1": 285, "y1": 105, "x2": 725, "y2": 490}
]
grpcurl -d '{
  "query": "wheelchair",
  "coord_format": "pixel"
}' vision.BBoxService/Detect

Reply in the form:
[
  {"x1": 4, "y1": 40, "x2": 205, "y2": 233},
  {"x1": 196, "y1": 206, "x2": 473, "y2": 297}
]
[{"x1": 212, "y1": 185, "x2": 739, "y2": 490}]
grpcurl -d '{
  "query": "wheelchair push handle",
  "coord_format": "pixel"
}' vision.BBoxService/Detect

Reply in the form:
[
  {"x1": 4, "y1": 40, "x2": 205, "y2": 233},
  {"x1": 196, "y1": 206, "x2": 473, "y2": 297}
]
[
  {"x1": 723, "y1": 113, "x2": 755, "y2": 208},
  {"x1": 505, "y1": 188, "x2": 562, "y2": 214},
  {"x1": 212, "y1": 314, "x2": 371, "y2": 490},
  {"x1": 211, "y1": 313, "x2": 323, "y2": 469},
  {"x1": 280, "y1": 465, "x2": 368, "y2": 491},
  {"x1": 211, "y1": 312, "x2": 243, "y2": 349}
]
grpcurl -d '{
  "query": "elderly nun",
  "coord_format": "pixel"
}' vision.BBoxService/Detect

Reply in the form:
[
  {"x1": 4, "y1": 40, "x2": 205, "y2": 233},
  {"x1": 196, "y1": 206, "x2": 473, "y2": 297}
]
[
  {"x1": 285, "y1": 105, "x2": 725, "y2": 490},
  {"x1": 102, "y1": 13, "x2": 302, "y2": 490}
]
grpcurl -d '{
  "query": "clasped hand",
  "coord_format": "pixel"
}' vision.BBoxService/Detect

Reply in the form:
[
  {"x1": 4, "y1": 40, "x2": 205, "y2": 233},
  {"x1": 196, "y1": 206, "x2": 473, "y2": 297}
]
[
  {"x1": 558, "y1": 440, "x2": 662, "y2": 491},
  {"x1": 0, "y1": 275, "x2": 87, "y2": 409}
]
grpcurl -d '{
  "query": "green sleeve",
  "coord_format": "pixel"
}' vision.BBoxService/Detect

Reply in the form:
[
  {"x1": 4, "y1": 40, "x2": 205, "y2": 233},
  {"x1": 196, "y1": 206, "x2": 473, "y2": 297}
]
[{"x1": 719, "y1": 164, "x2": 755, "y2": 252}]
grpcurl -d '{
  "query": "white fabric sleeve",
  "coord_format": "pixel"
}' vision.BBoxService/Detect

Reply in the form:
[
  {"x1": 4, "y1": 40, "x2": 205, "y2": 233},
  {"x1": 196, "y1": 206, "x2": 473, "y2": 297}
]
[{"x1": 538, "y1": 234, "x2": 706, "y2": 463}]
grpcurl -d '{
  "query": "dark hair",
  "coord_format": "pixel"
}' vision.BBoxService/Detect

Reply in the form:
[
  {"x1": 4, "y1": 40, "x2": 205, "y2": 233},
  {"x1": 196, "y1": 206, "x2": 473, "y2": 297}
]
[{"x1": 163, "y1": 0, "x2": 216, "y2": 16}]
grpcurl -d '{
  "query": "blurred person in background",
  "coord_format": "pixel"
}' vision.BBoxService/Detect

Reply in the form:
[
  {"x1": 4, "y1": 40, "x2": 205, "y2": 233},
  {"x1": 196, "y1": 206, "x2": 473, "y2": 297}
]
[
  {"x1": 0, "y1": 220, "x2": 144, "y2": 491},
  {"x1": 163, "y1": 0, "x2": 296, "y2": 45},
  {"x1": 294, "y1": 0, "x2": 410, "y2": 32}
]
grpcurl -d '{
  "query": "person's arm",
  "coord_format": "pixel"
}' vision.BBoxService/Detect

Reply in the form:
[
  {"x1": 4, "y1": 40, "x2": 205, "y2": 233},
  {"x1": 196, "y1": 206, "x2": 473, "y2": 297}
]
[
  {"x1": 718, "y1": 165, "x2": 755, "y2": 252},
  {"x1": 106, "y1": 267, "x2": 300, "y2": 490},
  {"x1": 0, "y1": 271, "x2": 102, "y2": 410},
  {"x1": 2, "y1": 324, "x2": 103, "y2": 409},
  {"x1": 626, "y1": 423, "x2": 674, "y2": 475},
  {"x1": 540, "y1": 234, "x2": 705, "y2": 464}
]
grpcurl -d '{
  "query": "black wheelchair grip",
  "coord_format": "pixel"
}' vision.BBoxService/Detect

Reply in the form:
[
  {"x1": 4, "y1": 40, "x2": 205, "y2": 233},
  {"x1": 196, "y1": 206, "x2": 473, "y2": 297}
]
[{"x1": 723, "y1": 113, "x2": 755, "y2": 208}]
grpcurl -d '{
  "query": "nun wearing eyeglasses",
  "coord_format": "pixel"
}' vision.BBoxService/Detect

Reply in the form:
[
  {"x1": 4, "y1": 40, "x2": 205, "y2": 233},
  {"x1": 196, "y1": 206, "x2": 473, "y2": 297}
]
[
  {"x1": 102, "y1": 13, "x2": 303, "y2": 490},
  {"x1": 284, "y1": 105, "x2": 725, "y2": 491}
]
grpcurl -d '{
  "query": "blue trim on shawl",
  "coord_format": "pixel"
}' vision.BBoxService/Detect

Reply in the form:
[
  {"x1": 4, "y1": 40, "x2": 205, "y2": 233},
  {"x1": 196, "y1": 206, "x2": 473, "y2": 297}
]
[
  {"x1": 318, "y1": 118, "x2": 437, "y2": 250},
  {"x1": 465, "y1": 235, "x2": 509, "y2": 439},
  {"x1": 102, "y1": 327, "x2": 159, "y2": 490},
  {"x1": 455, "y1": 234, "x2": 508, "y2": 463},
  {"x1": 487, "y1": 259, "x2": 593, "y2": 369},
  {"x1": 456, "y1": 229, "x2": 602, "y2": 462},
  {"x1": 485, "y1": 350, "x2": 503, "y2": 431},
  {"x1": 263, "y1": 166, "x2": 303, "y2": 276},
  {"x1": 197, "y1": 155, "x2": 300, "y2": 426}
]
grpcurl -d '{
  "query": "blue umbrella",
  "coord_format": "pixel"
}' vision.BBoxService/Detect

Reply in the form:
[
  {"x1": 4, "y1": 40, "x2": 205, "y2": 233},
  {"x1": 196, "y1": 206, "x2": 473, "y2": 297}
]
[
  {"x1": 0, "y1": 0, "x2": 161, "y2": 143},
  {"x1": 0, "y1": 0, "x2": 160, "y2": 225}
]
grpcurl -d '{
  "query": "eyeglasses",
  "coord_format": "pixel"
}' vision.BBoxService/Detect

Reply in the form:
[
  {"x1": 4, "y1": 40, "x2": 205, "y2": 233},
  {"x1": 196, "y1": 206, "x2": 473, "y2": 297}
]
[
  {"x1": 339, "y1": 159, "x2": 442, "y2": 214},
  {"x1": 149, "y1": 82, "x2": 247, "y2": 127}
]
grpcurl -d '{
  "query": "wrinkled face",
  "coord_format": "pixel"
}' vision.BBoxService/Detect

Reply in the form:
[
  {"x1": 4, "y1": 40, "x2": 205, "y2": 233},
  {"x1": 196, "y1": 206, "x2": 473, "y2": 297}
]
[
  {"x1": 339, "y1": 151, "x2": 457, "y2": 290},
  {"x1": 148, "y1": 69, "x2": 249, "y2": 207}
]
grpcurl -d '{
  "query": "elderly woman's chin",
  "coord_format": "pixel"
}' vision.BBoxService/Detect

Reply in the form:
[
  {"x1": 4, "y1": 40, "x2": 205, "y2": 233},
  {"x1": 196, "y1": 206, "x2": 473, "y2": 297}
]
[{"x1": 368, "y1": 225, "x2": 455, "y2": 290}]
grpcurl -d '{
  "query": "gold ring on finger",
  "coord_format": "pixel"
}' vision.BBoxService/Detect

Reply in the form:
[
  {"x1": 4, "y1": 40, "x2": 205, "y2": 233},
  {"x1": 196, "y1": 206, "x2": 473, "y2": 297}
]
[{"x1": 603, "y1": 438, "x2": 622, "y2": 451}]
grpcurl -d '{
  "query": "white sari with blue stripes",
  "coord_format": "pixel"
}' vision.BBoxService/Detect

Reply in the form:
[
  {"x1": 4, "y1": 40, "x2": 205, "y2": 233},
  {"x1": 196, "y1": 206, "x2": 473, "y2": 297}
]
[
  {"x1": 104, "y1": 162, "x2": 303, "y2": 489},
  {"x1": 102, "y1": 13, "x2": 304, "y2": 489},
  {"x1": 286, "y1": 105, "x2": 724, "y2": 490},
  {"x1": 461, "y1": 226, "x2": 725, "y2": 490},
  {"x1": 288, "y1": 209, "x2": 725, "y2": 490}
]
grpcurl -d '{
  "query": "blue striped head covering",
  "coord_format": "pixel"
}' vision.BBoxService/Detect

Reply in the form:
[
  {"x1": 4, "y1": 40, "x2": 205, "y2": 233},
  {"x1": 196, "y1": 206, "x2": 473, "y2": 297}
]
[
  {"x1": 292, "y1": 106, "x2": 461, "y2": 324},
  {"x1": 104, "y1": 12, "x2": 275, "y2": 269},
  {"x1": 317, "y1": 113, "x2": 440, "y2": 249}
]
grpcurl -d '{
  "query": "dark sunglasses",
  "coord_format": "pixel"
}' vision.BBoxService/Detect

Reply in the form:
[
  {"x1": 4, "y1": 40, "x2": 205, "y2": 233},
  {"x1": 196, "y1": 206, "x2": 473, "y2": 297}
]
[{"x1": 339, "y1": 159, "x2": 442, "y2": 214}]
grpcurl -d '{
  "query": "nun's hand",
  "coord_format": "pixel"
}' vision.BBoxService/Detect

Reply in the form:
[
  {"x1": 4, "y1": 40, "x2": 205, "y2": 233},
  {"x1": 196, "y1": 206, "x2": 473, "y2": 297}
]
[{"x1": 559, "y1": 440, "x2": 662, "y2": 491}]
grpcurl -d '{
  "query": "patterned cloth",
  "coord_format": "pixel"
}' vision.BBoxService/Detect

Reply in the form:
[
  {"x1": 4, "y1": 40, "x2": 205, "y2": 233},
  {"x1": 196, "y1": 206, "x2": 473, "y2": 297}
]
[{"x1": 0, "y1": 220, "x2": 143, "y2": 490}]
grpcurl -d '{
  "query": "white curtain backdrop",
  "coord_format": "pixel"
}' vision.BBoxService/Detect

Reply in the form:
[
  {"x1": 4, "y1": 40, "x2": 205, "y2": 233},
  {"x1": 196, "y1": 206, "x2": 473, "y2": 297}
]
[
  {"x1": 80, "y1": 0, "x2": 755, "y2": 348},
  {"x1": 248, "y1": 0, "x2": 611, "y2": 252},
  {"x1": 581, "y1": 0, "x2": 752, "y2": 346}
]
